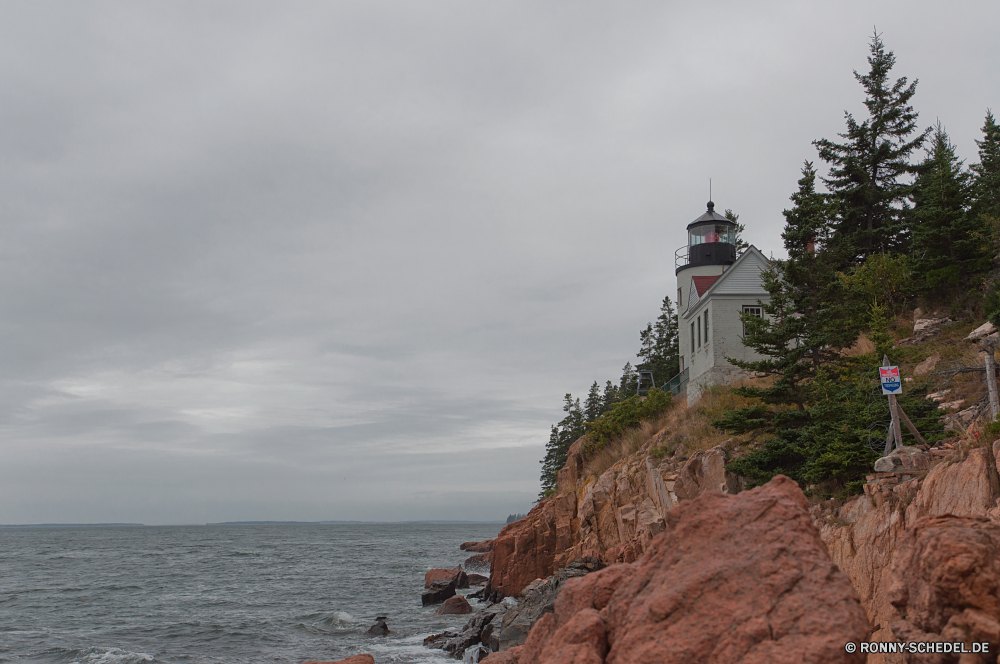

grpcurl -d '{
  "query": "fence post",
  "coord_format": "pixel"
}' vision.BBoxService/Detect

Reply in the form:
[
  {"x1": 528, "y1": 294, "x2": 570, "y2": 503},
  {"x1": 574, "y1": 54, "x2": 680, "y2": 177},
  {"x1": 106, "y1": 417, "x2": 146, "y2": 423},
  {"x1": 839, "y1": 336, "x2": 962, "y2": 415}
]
[
  {"x1": 883, "y1": 354, "x2": 903, "y2": 453},
  {"x1": 986, "y1": 353, "x2": 999, "y2": 420}
]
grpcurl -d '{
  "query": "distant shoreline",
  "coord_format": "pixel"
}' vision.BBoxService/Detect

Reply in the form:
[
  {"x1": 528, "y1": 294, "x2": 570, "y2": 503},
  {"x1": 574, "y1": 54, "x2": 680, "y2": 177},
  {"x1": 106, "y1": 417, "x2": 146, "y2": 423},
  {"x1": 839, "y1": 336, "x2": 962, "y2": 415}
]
[{"x1": 1, "y1": 520, "x2": 505, "y2": 528}]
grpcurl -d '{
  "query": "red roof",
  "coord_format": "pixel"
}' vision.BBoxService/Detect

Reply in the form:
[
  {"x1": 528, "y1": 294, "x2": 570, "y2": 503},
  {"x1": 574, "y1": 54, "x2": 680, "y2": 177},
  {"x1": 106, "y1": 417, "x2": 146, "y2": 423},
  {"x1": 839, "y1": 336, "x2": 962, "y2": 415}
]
[{"x1": 692, "y1": 275, "x2": 720, "y2": 296}]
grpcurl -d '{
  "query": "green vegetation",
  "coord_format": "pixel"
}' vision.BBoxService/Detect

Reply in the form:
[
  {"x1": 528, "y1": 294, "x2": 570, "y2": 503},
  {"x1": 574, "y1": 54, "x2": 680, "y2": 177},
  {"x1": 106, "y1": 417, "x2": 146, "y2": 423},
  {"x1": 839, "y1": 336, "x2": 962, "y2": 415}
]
[{"x1": 580, "y1": 388, "x2": 672, "y2": 457}]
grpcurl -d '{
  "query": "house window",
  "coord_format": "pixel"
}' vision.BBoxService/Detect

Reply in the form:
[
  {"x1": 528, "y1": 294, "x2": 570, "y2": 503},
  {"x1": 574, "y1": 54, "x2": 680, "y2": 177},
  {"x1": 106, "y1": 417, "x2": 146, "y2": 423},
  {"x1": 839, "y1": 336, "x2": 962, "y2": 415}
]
[
  {"x1": 697, "y1": 317, "x2": 701, "y2": 348},
  {"x1": 704, "y1": 310, "x2": 709, "y2": 341},
  {"x1": 742, "y1": 306, "x2": 763, "y2": 337},
  {"x1": 691, "y1": 323, "x2": 695, "y2": 352}
]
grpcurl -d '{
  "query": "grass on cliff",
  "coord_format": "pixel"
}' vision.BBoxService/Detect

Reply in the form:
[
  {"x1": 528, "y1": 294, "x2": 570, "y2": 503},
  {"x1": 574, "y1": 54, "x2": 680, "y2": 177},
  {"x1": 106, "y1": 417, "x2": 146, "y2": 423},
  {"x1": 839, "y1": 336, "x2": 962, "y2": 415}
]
[{"x1": 580, "y1": 383, "x2": 759, "y2": 481}]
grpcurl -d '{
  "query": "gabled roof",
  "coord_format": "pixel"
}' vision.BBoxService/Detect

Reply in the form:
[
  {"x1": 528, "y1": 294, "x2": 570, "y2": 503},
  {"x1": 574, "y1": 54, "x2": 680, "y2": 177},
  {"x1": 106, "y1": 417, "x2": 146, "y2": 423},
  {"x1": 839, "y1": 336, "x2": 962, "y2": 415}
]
[
  {"x1": 682, "y1": 245, "x2": 769, "y2": 320},
  {"x1": 692, "y1": 275, "x2": 720, "y2": 296}
]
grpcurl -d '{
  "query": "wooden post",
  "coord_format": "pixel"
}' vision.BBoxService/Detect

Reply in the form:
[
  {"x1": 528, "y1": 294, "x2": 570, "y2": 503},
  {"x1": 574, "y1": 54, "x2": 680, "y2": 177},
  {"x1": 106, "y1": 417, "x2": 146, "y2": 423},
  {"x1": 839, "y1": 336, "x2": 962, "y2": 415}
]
[
  {"x1": 986, "y1": 353, "x2": 999, "y2": 420},
  {"x1": 893, "y1": 400, "x2": 927, "y2": 447},
  {"x1": 883, "y1": 354, "x2": 903, "y2": 452},
  {"x1": 883, "y1": 426, "x2": 894, "y2": 457}
]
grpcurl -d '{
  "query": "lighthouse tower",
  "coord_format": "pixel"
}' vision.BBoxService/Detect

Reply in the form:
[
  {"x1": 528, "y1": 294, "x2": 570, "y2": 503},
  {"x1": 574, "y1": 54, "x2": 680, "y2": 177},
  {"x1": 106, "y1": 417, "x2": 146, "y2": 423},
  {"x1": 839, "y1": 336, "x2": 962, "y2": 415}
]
[{"x1": 671, "y1": 201, "x2": 769, "y2": 404}]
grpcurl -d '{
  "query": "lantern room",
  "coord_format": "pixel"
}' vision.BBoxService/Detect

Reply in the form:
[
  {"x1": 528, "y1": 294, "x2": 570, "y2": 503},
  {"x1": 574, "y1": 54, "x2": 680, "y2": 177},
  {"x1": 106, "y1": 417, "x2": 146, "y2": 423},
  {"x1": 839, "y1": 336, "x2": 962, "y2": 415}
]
[{"x1": 675, "y1": 201, "x2": 737, "y2": 275}]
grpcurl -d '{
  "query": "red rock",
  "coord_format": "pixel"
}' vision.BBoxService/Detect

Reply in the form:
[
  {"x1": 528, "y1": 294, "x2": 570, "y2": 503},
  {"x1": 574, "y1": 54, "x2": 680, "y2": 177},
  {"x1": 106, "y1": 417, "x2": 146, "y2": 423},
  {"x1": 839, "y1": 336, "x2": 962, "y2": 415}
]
[
  {"x1": 513, "y1": 476, "x2": 868, "y2": 664},
  {"x1": 435, "y1": 594, "x2": 474, "y2": 615},
  {"x1": 481, "y1": 645, "x2": 522, "y2": 664},
  {"x1": 300, "y1": 656, "x2": 375, "y2": 664},
  {"x1": 425, "y1": 568, "x2": 468, "y2": 589},
  {"x1": 888, "y1": 515, "x2": 1000, "y2": 655},
  {"x1": 488, "y1": 491, "x2": 577, "y2": 598},
  {"x1": 467, "y1": 573, "x2": 488, "y2": 586},
  {"x1": 460, "y1": 539, "x2": 494, "y2": 552}
]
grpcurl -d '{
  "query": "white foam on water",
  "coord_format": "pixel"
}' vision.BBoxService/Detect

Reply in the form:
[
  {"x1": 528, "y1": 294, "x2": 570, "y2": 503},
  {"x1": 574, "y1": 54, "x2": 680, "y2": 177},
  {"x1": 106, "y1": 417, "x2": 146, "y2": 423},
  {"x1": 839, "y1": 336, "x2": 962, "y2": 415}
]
[{"x1": 70, "y1": 647, "x2": 154, "y2": 664}]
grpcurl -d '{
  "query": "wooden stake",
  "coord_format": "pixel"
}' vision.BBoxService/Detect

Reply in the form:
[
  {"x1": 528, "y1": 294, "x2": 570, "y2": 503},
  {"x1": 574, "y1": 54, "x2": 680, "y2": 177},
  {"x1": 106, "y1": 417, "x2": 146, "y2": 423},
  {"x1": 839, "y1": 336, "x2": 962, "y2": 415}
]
[
  {"x1": 893, "y1": 400, "x2": 927, "y2": 447},
  {"x1": 986, "y1": 353, "x2": 999, "y2": 420},
  {"x1": 883, "y1": 426, "x2": 894, "y2": 457}
]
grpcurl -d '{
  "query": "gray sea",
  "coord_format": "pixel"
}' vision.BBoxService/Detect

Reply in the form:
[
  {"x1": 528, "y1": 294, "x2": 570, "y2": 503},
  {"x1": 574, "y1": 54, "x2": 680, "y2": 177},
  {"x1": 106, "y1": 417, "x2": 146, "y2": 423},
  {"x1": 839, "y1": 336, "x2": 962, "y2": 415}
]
[{"x1": 0, "y1": 523, "x2": 502, "y2": 664}]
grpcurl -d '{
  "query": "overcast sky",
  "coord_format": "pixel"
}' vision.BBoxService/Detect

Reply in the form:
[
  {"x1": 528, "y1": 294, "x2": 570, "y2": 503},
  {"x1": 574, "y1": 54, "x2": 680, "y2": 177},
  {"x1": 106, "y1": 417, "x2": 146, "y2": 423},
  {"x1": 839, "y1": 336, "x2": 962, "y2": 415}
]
[{"x1": 0, "y1": 1, "x2": 996, "y2": 524}]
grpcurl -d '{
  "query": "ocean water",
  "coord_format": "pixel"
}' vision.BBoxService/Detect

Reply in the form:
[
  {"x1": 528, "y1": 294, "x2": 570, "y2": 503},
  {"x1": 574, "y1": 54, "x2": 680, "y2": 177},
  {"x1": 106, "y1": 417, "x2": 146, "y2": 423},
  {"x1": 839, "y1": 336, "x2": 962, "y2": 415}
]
[{"x1": 0, "y1": 523, "x2": 503, "y2": 664}]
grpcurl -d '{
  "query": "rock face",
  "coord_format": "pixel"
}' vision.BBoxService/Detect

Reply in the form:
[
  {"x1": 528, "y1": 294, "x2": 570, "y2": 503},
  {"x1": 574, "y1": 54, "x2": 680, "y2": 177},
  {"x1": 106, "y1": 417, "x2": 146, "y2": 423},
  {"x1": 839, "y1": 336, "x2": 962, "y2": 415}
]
[
  {"x1": 888, "y1": 515, "x2": 1000, "y2": 659},
  {"x1": 426, "y1": 602, "x2": 509, "y2": 659},
  {"x1": 874, "y1": 446, "x2": 931, "y2": 473},
  {"x1": 501, "y1": 476, "x2": 868, "y2": 664},
  {"x1": 436, "y1": 595, "x2": 474, "y2": 615},
  {"x1": 425, "y1": 568, "x2": 469, "y2": 589},
  {"x1": 488, "y1": 441, "x2": 740, "y2": 598},
  {"x1": 897, "y1": 317, "x2": 952, "y2": 346},
  {"x1": 461, "y1": 539, "x2": 494, "y2": 552},
  {"x1": 817, "y1": 442, "x2": 1000, "y2": 654},
  {"x1": 422, "y1": 578, "x2": 458, "y2": 606}
]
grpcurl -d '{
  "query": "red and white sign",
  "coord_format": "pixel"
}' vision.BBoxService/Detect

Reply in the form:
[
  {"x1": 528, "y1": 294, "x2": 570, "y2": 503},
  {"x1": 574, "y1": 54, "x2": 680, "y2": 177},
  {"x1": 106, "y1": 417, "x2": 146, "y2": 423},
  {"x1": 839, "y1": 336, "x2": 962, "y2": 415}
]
[{"x1": 880, "y1": 366, "x2": 902, "y2": 395}]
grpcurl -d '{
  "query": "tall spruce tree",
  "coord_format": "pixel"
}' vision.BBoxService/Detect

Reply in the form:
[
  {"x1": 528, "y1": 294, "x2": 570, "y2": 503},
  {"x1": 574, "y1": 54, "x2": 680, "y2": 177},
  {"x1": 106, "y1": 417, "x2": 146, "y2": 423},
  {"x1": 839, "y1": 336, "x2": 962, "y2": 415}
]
[
  {"x1": 618, "y1": 362, "x2": 638, "y2": 398},
  {"x1": 814, "y1": 31, "x2": 929, "y2": 262},
  {"x1": 583, "y1": 381, "x2": 602, "y2": 424},
  {"x1": 909, "y1": 122, "x2": 982, "y2": 290},
  {"x1": 538, "y1": 394, "x2": 585, "y2": 496},
  {"x1": 714, "y1": 164, "x2": 869, "y2": 488},
  {"x1": 971, "y1": 110, "x2": 1000, "y2": 222},
  {"x1": 636, "y1": 296, "x2": 680, "y2": 388}
]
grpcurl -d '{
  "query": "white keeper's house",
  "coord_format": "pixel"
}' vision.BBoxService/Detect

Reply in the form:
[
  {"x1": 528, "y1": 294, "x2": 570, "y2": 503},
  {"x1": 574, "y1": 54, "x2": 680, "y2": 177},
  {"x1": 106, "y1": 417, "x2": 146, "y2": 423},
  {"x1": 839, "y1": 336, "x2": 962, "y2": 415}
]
[{"x1": 671, "y1": 201, "x2": 771, "y2": 405}]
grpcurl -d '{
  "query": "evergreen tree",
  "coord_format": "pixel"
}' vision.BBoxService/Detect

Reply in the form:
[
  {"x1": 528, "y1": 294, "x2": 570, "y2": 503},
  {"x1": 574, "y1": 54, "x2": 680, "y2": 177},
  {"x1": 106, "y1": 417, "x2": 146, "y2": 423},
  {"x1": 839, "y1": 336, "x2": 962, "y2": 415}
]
[
  {"x1": 909, "y1": 122, "x2": 982, "y2": 290},
  {"x1": 618, "y1": 362, "x2": 638, "y2": 398},
  {"x1": 636, "y1": 296, "x2": 680, "y2": 388},
  {"x1": 814, "y1": 31, "x2": 930, "y2": 262},
  {"x1": 714, "y1": 164, "x2": 872, "y2": 490},
  {"x1": 583, "y1": 381, "x2": 602, "y2": 424},
  {"x1": 601, "y1": 380, "x2": 620, "y2": 413},
  {"x1": 971, "y1": 110, "x2": 1000, "y2": 222},
  {"x1": 538, "y1": 394, "x2": 586, "y2": 497}
]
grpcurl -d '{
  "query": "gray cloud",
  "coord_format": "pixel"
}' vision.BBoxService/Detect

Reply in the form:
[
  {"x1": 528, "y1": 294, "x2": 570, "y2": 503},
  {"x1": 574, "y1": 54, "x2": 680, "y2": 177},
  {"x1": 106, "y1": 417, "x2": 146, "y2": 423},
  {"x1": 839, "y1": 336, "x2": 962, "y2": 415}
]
[{"x1": 0, "y1": 1, "x2": 996, "y2": 523}]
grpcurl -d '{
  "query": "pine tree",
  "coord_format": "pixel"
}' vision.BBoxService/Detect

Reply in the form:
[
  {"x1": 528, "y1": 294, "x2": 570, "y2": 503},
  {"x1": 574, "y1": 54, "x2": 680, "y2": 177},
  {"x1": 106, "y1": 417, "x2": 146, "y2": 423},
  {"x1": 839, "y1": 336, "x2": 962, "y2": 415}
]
[
  {"x1": 909, "y1": 122, "x2": 982, "y2": 290},
  {"x1": 583, "y1": 381, "x2": 602, "y2": 424},
  {"x1": 971, "y1": 110, "x2": 1000, "y2": 222},
  {"x1": 814, "y1": 30, "x2": 930, "y2": 262},
  {"x1": 714, "y1": 164, "x2": 870, "y2": 489},
  {"x1": 636, "y1": 296, "x2": 680, "y2": 388},
  {"x1": 538, "y1": 394, "x2": 586, "y2": 497},
  {"x1": 601, "y1": 380, "x2": 620, "y2": 413},
  {"x1": 618, "y1": 362, "x2": 638, "y2": 398}
]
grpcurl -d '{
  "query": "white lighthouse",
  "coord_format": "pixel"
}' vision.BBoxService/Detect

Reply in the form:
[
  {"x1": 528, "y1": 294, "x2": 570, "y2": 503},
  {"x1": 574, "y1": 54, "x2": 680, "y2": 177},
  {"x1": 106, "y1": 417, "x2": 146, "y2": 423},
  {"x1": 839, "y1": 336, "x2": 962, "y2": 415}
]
[{"x1": 673, "y1": 202, "x2": 770, "y2": 404}]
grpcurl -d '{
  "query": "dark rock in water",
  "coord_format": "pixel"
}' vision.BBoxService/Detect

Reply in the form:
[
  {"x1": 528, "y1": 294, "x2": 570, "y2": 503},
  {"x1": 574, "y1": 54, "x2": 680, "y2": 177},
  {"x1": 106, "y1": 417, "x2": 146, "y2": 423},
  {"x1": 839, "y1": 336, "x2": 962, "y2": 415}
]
[
  {"x1": 426, "y1": 602, "x2": 507, "y2": 659},
  {"x1": 464, "y1": 553, "x2": 490, "y2": 573},
  {"x1": 435, "y1": 594, "x2": 473, "y2": 615},
  {"x1": 497, "y1": 556, "x2": 603, "y2": 651},
  {"x1": 466, "y1": 573, "x2": 488, "y2": 586},
  {"x1": 422, "y1": 578, "x2": 457, "y2": 606},
  {"x1": 424, "y1": 630, "x2": 458, "y2": 648},
  {"x1": 425, "y1": 567, "x2": 469, "y2": 589},
  {"x1": 364, "y1": 617, "x2": 390, "y2": 636},
  {"x1": 460, "y1": 539, "x2": 493, "y2": 553}
]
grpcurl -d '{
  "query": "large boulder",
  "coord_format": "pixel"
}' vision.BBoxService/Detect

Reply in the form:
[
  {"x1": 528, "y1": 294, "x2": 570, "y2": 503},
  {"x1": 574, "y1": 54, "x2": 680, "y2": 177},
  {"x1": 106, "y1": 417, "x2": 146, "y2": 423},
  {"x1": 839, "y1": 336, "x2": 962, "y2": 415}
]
[
  {"x1": 461, "y1": 539, "x2": 494, "y2": 552},
  {"x1": 422, "y1": 578, "x2": 458, "y2": 606},
  {"x1": 889, "y1": 515, "x2": 1000, "y2": 658},
  {"x1": 426, "y1": 602, "x2": 509, "y2": 658},
  {"x1": 508, "y1": 476, "x2": 868, "y2": 663},
  {"x1": 966, "y1": 321, "x2": 997, "y2": 342},
  {"x1": 425, "y1": 567, "x2": 469, "y2": 589},
  {"x1": 436, "y1": 595, "x2": 474, "y2": 615},
  {"x1": 874, "y1": 446, "x2": 931, "y2": 474}
]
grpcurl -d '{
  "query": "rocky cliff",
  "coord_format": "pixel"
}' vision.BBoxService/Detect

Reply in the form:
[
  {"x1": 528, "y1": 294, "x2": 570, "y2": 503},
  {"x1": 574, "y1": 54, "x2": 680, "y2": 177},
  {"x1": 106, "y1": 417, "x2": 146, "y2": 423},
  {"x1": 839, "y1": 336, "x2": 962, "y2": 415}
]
[
  {"x1": 489, "y1": 423, "x2": 1000, "y2": 662},
  {"x1": 488, "y1": 434, "x2": 741, "y2": 598}
]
